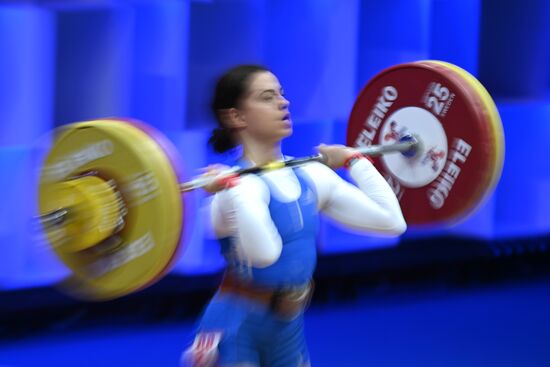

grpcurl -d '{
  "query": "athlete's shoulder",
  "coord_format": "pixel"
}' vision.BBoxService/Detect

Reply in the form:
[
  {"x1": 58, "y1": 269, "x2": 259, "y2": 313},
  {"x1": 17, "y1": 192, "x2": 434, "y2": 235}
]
[{"x1": 299, "y1": 160, "x2": 338, "y2": 180}]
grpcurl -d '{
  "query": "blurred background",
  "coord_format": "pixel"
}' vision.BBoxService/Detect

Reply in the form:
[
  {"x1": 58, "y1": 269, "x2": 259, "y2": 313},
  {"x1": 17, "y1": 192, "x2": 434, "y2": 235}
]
[{"x1": 1, "y1": 0, "x2": 550, "y2": 366}]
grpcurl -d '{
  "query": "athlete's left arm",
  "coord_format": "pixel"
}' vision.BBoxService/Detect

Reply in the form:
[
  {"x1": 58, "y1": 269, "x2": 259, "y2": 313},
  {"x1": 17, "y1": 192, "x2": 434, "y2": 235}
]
[{"x1": 303, "y1": 160, "x2": 407, "y2": 235}]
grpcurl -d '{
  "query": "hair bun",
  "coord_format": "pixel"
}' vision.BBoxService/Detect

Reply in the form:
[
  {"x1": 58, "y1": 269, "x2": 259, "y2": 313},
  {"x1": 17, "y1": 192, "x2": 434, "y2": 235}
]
[{"x1": 209, "y1": 127, "x2": 235, "y2": 153}]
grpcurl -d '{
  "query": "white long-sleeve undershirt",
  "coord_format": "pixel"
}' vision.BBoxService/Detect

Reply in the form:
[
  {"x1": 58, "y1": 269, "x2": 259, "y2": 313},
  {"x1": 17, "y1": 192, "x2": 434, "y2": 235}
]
[{"x1": 210, "y1": 159, "x2": 407, "y2": 267}]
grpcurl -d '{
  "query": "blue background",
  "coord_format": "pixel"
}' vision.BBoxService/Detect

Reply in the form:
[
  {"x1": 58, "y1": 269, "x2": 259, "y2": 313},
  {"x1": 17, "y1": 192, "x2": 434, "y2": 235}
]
[{"x1": 0, "y1": 0, "x2": 549, "y2": 290}]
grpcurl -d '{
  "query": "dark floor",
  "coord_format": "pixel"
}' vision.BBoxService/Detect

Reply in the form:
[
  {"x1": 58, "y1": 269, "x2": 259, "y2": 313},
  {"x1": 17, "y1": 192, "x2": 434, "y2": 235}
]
[
  {"x1": 1, "y1": 277, "x2": 550, "y2": 367},
  {"x1": 1, "y1": 236, "x2": 550, "y2": 367}
]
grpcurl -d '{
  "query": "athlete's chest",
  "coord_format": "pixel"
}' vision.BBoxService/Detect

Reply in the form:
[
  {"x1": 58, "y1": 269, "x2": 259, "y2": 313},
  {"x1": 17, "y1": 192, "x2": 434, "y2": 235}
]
[{"x1": 260, "y1": 169, "x2": 318, "y2": 237}]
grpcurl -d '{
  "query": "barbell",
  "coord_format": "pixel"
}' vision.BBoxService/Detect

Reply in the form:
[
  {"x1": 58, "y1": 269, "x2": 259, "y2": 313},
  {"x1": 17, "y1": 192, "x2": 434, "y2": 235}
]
[{"x1": 36, "y1": 60, "x2": 505, "y2": 300}]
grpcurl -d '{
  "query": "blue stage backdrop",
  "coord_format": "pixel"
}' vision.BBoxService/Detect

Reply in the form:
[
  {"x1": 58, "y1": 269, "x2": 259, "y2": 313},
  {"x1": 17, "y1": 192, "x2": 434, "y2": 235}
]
[{"x1": 0, "y1": 0, "x2": 549, "y2": 289}]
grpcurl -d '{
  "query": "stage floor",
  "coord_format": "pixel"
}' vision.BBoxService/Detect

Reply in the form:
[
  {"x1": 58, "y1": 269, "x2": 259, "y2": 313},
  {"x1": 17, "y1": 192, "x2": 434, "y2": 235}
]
[{"x1": 1, "y1": 278, "x2": 550, "y2": 367}]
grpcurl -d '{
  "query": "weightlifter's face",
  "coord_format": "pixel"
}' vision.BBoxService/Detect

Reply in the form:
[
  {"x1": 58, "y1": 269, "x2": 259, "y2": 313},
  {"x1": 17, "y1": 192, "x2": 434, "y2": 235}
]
[{"x1": 237, "y1": 71, "x2": 292, "y2": 144}]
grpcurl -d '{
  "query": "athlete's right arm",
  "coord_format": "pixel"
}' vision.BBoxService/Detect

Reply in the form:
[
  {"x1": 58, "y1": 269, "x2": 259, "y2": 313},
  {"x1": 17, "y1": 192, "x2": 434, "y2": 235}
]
[{"x1": 211, "y1": 174, "x2": 282, "y2": 268}]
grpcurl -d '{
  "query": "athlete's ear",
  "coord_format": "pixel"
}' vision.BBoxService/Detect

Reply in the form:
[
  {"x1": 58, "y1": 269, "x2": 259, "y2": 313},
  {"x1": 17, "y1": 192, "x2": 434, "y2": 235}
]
[{"x1": 220, "y1": 108, "x2": 247, "y2": 130}]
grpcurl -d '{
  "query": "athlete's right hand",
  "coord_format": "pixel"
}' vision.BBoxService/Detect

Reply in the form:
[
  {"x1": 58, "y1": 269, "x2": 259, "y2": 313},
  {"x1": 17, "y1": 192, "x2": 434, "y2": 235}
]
[{"x1": 201, "y1": 164, "x2": 240, "y2": 193}]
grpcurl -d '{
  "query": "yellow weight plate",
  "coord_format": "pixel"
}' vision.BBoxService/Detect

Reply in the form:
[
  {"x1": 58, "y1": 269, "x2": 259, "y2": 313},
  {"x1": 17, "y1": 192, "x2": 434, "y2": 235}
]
[
  {"x1": 41, "y1": 175, "x2": 121, "y2": 252},
  {"x1": 38, "y1": 119, "x2": 183, "y2": 300}
]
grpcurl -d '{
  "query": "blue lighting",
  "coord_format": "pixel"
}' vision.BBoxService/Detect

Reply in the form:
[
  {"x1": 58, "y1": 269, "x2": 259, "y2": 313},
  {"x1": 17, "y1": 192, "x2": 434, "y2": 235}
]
[{"x1": 0, "y1": 0, "x2": 549, "y2": 288}]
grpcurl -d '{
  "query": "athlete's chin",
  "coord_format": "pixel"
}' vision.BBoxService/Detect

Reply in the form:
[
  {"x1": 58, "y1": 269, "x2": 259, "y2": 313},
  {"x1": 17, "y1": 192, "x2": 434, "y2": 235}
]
[
  {"x1": 280, "y1": 126, "x2": 293, "y2": 139},
  {"x1": 268, "y1": 123, "x2": 293, "y2": 142}
]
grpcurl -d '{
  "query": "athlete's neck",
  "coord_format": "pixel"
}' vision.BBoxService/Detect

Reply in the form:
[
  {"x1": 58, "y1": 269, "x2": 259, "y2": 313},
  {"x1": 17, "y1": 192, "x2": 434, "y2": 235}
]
[{"x1": 242, "y1": 140, "x2": 283, "y2": 166}]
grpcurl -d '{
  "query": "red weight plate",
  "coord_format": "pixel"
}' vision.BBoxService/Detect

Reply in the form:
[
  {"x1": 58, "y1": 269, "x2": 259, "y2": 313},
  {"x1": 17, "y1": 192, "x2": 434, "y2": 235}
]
[
  {"x1": 347, "y1": 62, "x2": 496, "y2": 226},
  {"x1": 416, "y1": 61, "x2": 505, "y2": 223}
]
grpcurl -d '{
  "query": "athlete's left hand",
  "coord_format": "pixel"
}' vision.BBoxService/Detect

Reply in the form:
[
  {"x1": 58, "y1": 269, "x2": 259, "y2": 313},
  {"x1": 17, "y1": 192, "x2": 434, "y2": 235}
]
[{"x1": 316, "y1": 144, "x2": 356, "y2": 169}]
